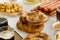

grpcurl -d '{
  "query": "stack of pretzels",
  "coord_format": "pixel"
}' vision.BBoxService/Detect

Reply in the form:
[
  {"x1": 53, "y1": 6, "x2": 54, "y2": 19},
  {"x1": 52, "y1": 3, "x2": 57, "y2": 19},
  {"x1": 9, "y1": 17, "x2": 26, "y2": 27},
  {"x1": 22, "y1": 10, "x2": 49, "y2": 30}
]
[{"x1": 16, "y1": 11, "x2": 48, "y2": 33}]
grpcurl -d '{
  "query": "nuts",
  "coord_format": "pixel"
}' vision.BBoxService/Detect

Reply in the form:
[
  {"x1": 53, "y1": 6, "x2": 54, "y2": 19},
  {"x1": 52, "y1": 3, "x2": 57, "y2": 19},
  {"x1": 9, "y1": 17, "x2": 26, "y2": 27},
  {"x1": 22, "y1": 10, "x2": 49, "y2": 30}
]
[{"x1": 0, "y1": 2, "x2": 23, "y2": 14}]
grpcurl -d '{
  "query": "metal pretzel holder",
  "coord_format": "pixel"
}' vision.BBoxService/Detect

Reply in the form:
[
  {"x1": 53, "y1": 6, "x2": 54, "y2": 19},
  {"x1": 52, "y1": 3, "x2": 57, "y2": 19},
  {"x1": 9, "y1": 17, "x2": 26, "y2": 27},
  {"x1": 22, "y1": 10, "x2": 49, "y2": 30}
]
[{"x1": 0, "y1": 18, "x2": 8, "y2": 32}]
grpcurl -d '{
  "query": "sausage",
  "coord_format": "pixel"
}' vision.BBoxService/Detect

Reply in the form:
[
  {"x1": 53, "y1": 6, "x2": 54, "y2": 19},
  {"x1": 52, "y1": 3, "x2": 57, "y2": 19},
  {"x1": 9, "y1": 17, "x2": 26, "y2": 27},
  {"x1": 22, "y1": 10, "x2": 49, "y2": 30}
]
[
  {"x1": 43, "y1": 0, "x2": 58, "y2": 8},
  {"x1": 38, "y1": 0, "x2": 54, "y2": 10},
  {"x1": 44, "y1": 1, "x2": 60, "y2": 11},
  {"x1": 40, "y1": 0, "x2": 52, "y2": 6},
  {"x1": 49, "y1": 10, "x2": 56, "y2": 16},
  {"x1": 49, "y1": 2, "x2": 60, "y2": 12},
  {"x1": 32, "y1": 0, "x2": 58, "y2": 11},
  {"x1": 42, "y1": 0, "x2": 58, "y2": 11},
  {"x1": 32, "y1": 0, "x2": 52, "y2": 11}
]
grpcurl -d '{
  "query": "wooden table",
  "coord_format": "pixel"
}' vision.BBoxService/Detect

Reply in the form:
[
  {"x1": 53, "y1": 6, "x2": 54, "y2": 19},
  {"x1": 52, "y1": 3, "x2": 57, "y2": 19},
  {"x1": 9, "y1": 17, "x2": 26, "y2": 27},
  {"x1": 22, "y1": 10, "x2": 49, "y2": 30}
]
[{"x1": 15, "y1": 32, "x2": 22, "y2": 40}]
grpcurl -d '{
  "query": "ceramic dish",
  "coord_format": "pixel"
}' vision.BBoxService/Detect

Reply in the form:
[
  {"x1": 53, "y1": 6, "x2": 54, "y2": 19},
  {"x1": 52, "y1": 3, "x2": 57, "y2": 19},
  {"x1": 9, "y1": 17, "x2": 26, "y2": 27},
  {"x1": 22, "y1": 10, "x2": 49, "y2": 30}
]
[
  {"x1": 0, "y1": 2, "x2": 23, "y2": 16},
  {"x1": 56, "y1": 31, "x2": 60, "y2": 40},
  {"x1": 52, "y1": 22, "x2": 60, "y2": 30}
]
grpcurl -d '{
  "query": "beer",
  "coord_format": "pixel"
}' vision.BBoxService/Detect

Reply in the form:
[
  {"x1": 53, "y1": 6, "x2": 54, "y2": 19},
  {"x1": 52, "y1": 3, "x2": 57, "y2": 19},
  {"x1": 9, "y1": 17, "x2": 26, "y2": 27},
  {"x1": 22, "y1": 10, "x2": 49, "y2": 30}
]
[{"x1": 56, "y1": 7, "x2": 60, "y2": 21}]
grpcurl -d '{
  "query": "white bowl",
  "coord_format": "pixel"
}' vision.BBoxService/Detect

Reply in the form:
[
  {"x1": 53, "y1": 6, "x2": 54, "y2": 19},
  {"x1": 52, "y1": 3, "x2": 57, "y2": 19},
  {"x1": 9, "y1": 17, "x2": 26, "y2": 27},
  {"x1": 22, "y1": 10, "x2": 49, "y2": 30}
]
[
  {"x1": 52, "y1": 22, "x2": 60, "y2": 31},
  {"x1": 55, "y1": 31, "x2": 60, "y2": 40}
]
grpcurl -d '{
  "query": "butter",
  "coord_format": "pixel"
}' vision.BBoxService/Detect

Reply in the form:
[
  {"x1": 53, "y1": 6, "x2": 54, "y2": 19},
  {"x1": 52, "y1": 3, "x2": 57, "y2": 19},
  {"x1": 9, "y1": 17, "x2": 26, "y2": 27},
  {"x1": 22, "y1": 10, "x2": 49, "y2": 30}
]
[
  {"x1": 57, "y1": 32, "x2": 60, "y2": 37},
  {"x1": 56, "y1": 31, "x2": 60, "y2": 40},
  {"x1": 57, "y1": 38, "x2": 60, "y2": 40}
]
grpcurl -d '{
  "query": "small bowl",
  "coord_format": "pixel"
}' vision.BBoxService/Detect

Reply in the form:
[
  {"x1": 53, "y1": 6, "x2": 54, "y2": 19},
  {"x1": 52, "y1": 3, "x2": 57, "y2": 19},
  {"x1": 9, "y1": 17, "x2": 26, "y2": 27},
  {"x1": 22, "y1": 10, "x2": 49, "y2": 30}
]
[
  {"x1": 55, "y1": 31, "x2": 60, "y2": 40},
  {"x1": 52, "y1": 22, "x2": 60, "y2": 31}
]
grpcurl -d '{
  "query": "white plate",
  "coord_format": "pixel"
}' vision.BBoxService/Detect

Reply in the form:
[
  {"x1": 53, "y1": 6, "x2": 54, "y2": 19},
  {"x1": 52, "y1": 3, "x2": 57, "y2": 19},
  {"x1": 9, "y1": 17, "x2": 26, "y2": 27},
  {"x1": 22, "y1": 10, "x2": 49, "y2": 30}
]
[
  {"x1": 52, "y1": 22, "x2": 60, "y2": 31},
  {"x1": 55, "y1": 31, "x2": 60, "y2": 40}
]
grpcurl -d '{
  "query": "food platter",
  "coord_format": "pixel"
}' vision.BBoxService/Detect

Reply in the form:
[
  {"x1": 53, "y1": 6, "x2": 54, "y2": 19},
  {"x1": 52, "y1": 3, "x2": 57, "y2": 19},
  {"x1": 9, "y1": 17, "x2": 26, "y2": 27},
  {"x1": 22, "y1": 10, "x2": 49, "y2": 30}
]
[{"x1": 0, "y1": 0, "x2": 60, "y2": 40}]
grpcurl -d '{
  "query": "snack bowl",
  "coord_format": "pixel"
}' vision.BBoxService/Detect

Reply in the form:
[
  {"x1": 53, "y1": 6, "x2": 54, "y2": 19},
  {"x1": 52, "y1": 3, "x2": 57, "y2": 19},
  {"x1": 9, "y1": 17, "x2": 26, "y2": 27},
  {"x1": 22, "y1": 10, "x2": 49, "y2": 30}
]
[
  {"x1": 52, "y1": 22, "x2": 60, "y2": 31},
  {"x1": 0, "y1": 2, "x2": 23, "y2": 16},
  {"x1": 55, "y1": 31, "x2": 60, "y2": 40},
  {"x1": 0, "y1": 31, "x2": 14, "y2": 40}
]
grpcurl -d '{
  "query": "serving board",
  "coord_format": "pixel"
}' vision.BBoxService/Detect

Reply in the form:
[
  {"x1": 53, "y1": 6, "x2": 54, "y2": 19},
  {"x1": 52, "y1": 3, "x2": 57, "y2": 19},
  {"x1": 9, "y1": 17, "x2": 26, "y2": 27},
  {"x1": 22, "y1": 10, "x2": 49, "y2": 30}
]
[{"x1": 0, "y1": 0, "x2": 57, "y2": 40}]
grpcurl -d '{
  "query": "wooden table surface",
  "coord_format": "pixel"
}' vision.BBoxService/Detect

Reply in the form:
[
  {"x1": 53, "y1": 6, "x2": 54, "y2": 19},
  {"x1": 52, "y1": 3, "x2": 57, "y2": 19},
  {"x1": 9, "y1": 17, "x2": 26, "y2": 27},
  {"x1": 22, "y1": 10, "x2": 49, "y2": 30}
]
[{"x1": 15, "y1": 32, "x2": 22, "y2": 40}]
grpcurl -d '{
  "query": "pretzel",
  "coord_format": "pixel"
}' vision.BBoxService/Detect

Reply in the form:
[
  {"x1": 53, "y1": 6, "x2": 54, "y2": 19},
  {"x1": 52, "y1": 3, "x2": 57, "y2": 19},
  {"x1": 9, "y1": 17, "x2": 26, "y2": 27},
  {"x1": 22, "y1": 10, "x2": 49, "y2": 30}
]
[{"x1": 23, "y1": 32, "x2": 51, "y2": 40}]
